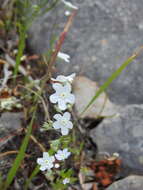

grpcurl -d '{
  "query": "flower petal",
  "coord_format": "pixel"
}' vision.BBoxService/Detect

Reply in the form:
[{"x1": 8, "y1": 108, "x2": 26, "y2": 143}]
[
  {"x1": 67, "y1": 121, "x2": 73, "y2": 129},
  {"x1": 63, "y1": 112, "x2": 71, "y2": 120},
  {"x1": 58, "y1": 100, "x2": 67, "y2": 110},
  {"x1": 49, "y1": 94, "x2": 58, "y2": 103},
  {"x1": 55, "y1": 151, "x2": 63, "y2": 160},
  {"x1": 37, "y1": 158, "x2": 44, "y2": 165},
  {"x1": 67, "y1": 94, "x2": 75, "y2": 104},
  {"x1": 63, "y1": 83, "x2": 71, "y2": 92},
  {"x1": 43, "y1": 152, "x2": 50, "y2": 159},
  {"x1": 53, "y1": 114, "x2": 62, "y2": 120},
  {"x1": 40, "y1": 165, "x2": 47, "y2": 171},
  {"x1": 52, "y1": 83, "x2": 63, "y2": 91},
  {"x1": 61, "y1": 127, "x2": 69, "y2": 135},
  {"x1": 53, "y1": 121, "x2": 61, "y2": 129},
  {"x1": 50, "y1": 156, "x2": 55, "y2": 162},
  {"x1": 56, "y1": 75, "x2": 66, "y2": 82}
]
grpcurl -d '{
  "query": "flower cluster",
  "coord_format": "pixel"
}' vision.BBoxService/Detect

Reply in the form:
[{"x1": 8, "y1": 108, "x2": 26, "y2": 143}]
[
  {"x1": 37, "y1": 67, "x2": 76, "y2": 185},
  {"x1": 37, "y1": 148, "x2": 71, "y2": 171}
]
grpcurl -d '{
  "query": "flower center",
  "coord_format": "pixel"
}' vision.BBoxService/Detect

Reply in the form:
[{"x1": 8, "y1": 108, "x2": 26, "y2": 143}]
[
  {"x1": 61, "y1": 119, "x2": 67, "y2": 126},
  {"x1": 45, "y1": 160, "x2": 50, "y2": 164},
  {"x1": 60, "y1": 92, "x2": 67, "y2": 99}
]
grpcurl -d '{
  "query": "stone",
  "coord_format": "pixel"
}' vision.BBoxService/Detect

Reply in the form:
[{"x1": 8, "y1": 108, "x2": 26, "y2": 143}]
[
  {"x1": 107, "y1": 175, "x2": 143, "y2": 190},
  {"x1": 90, "y1": 104, "x2": 143, "y2": 175},
  {"x1": 28, "y1": 0, "x2": 143, "y2": 105},
  {"x1": 73, "y1": 76, "x2": 118, "y2": 118},
  {"x1": 0, "y1": 112, "x2": 23, "y2": 149}
]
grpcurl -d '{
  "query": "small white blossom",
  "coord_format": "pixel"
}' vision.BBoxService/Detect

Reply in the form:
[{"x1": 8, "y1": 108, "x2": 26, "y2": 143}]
[
  {"x1": 53, "y1": 112, "x2": 73, "y2": 135},
  {"x1": 49, "y1": 83, "x2": 75, "y2": 110},
  {"x1": 55, "y1": 163, "x2": 60, "y2": 168},
  {"x1": 51, "y1": 73, "x2": 76, "y2": 84},
  {"x1": 65, "y1": 10, "x2": 71, "y2": 16},
  {"x1": 58, "y1": 52, "x2": 70, "y2": 63},
  {"x1": 37, "y1": 152, "x2": 55, "y2": 171},
  {"x1": 61, "y1": 0, "x2": 78, "y2": 10},
  {"x1": 55, "y1": 148, "x2": 71, "y2": 161},
  {"x1": 63, "y1": 178, "x2": 70, "y2": 184}
]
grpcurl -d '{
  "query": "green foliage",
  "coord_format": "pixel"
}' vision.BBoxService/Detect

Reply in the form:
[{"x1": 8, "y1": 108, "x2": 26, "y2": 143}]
[
  {"x1": 52, "y1": 169, "x2": 76, "y2": 190},
  {"x1": 13, "y1": 0, "x2": 60, "y2": 78},
  {"x1": 3, "y1": 108, "x2": 36, "y2": 190}
]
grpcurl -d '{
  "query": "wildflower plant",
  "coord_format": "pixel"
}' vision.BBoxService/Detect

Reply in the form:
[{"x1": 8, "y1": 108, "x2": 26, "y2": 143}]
[
  {"x1": 1, "y1": 0, "x2": 138, "y2": 189},
  {"x1": 36, "y1": 71, "x2": 76, "y2": 189}
]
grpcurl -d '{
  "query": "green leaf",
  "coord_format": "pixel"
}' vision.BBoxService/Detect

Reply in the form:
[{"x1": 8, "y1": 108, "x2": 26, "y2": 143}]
[{"x1": 3, "y1": 109, "x2": 36, "y2": 190}]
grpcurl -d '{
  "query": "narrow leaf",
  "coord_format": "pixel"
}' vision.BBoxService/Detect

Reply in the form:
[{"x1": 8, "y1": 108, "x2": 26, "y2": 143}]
[
  {"x1": 3, "y1": 110, "x2": 36, "y2": 189},
  {"x1": 80, "y1": 52, "x2": 141, "y2": 116}
]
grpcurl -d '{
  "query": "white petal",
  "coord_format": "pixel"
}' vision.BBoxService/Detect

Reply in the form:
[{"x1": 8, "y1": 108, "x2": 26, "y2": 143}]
[
  {"x1": 58, "y1": 100, "x2": 67, "y2": 110},
  {"x1": 61, "y1": 0, "x2": 78, "y2": 10},
  {"x1": 66, "y1": 121, "x2": 73, "y2": 129},
  {"x1": 49, "y1": 156, "x2": 55, "y2": 162},
  {"x1": 56, "y1": 150, "x2": 62, "y2": 155},
  {"x1": 53, "y1": 121, "x2": 61, "y2": 129},
  {"x1": 63, "y1": 83, "x2": 71, "y2": 92},
  {"x1": 67, "y1": 94, "x2": 75, "y2": 104},
  {"x1": 63, "y1": 112, "x2": 71, "y2": 120},
  {"x1": 61, "y1": 127, "x2": 69, "y2": 135},
  {"x1": 52, "y1": 83, "x2": 63, "y2": 91},
  {"x1": 47, "y1": 163, "x2": 54, "y2": 170},
  {"x1": 43, "y1": 152, "x2": 49, "y2": 159},
  {"x1": 49, "y1": 94, "x2": 58, "y2": 103},
  {"x1": 40, "y1": 165, "x2": 47, "y2": 171},
  {"x1": 57, "y1": 52, "x2": 70, "y2": 63},
  {"x1": 37, "y1": 158, "x2": 44, "y2": 165},
  {"x1": 56, "y1": 75, "x2": 66, "y2": 82},
  {"x1": 55, "y1": 153, "x2": 62, "y2": 160},
  {"x1": 63, "y1": 150, "x2": 71, "y2": 158},
  {"x1": 67, "y1": 73, "x2": 76, "y2": 82},
  {"x1": 53, "y1": 114, "x2": 62, "y2": 120}
]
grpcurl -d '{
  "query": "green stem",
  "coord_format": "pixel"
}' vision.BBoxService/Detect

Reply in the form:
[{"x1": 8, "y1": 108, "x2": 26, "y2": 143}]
[{"x1": 13, "y1": 25, "x2": 26, "y2": 80}]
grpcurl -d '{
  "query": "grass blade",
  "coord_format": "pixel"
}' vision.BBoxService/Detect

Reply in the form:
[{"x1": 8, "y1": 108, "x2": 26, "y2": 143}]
[
  {"x1": 13, "y1": 25, "x2": 26, "y2": 80},
  {"x1": 3, "y1": 109, "x2": 36, "y2": 190},
  {"x1": 80, "y1": 50, "x2": 142, "y2": 116}
]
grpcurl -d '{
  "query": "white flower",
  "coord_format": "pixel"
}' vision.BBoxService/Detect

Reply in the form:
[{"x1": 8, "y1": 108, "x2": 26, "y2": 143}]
[
  {"x1": 55, "y1": 148, "x2": 71, "y2": 161},
  {"x1": 53, "y1": 112, "x2": 73, "y2": 135},
  {"x1": 57, "y1": 52, "x2": 70, "y2": 63},
  {"x1": 63, "y1": 178, "x2": 70, "y2": 184},
  {"x1": 61, "y1": 0, "x2": 78, "y2": 10},
  {"x1": 37, "y1": 152, "x2": 55, "y2": 171},
  {"x1": 55, "y1": 163, "x2": 60, "y2": 168},
  {"x1": 49, "y1": 83, "x2": 75, "y2": 110},
  {"x1": 51, "y1": 73, "x2": 76, "y2": 84},
  {"x1": 65, "y1": 10, "x2": 71, "y2": 16}
]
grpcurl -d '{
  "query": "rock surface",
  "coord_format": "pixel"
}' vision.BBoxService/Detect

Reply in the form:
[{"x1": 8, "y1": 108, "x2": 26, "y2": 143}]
[
  {"x1": 107, "y1": 175, "x2": 143, "y2": 190},
  {"x1": 0, "y1": 112, "x2": 23, "y2": 150},
  {"x1": 90, "y1": 104, "x2": 143, "y2": 175},
  {"x1": 73, "y1": 76, "x2": 118, "y2": 118},
  {"x1": 28, "y1": 0, "x2": 143, "y2": 105}
]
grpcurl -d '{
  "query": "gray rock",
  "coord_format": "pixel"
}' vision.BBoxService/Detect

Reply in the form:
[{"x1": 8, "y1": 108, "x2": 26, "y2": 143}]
[
  {"x1": 107, "y1": 175, "x2": 143, "y2": 190},
  {"x1": 28, "y1": 0, "x2": 143, "y2": 105},
  {"x1": 73, "y1": 76, "x2": 118, "y2": 118},
  {"x1": 0, "y1": 112, "x2": 23, "y2": 149},
  {"x1": 90, "y1": 105, "x2": 143, "y2": 175}
]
